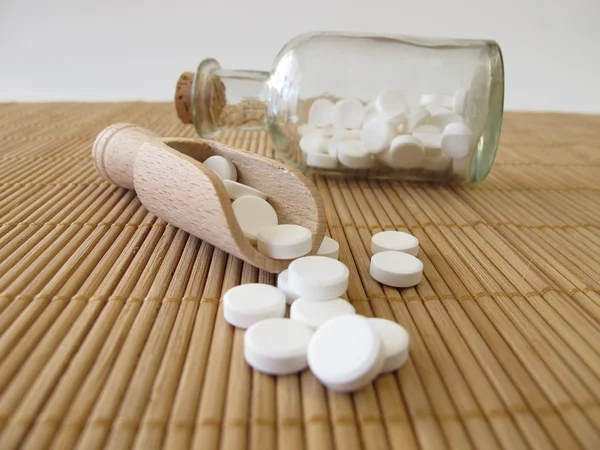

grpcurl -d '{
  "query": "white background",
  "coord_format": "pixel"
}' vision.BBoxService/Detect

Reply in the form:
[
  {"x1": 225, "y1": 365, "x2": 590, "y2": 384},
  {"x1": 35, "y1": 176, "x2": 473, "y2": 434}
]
[{"x1": 1, "y1": 0, "x2": 598, "y2": 112}]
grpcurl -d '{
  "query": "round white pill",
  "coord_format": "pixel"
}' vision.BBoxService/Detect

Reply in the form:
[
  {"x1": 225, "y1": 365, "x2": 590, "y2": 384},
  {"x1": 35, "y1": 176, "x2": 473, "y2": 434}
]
[
  {"x1": 316, "y1": 236, "x2": 339, "y2": 259},
  {"x1": 364, "y1": 101, "x2": 376, "y2": 116},
  {"x1": 412, "y1": 132, "x2": 441, "y2": 151},
  {"x1": 203, "y1": 155, "x2": 238, "y2": 182},
  {"x1": 387, "y1": 111, "x2": 408, "y2": 128},
  {"x1": 308, "y1": 315, "x2": 384, "y2": 392},
  {"x1": 291, "y1": 298, "x2": 355, "y2": 329},
  {"x1": 337, "y1": 140, "x2": 375, "y2": 169},
  {"x1": 452, "y1": 156, "x2": 472, "y2": 179},
  {"x1": 379, "y1": 135, "x2": 424, "y2": 169},
  {"x1": 224, "y1": 180, "x2": 267, "y2": 201},
  {"x1": 361, "y1": 117, "x2": 395, "y2": 155},
  {"x1": 256, "y1": 224, "x2": 312, "y2": 260},
  {"x1": 298, "y1": 123, "x2": 318, "y2": 136},
  {"x1": 442, "y1": 95, "x2": 455, "y2": 110},
  {"x1": 370, "y1": 251, "x2": 423, "y2": 288},
  {"x1": 371, "y1": 231, "x2": 419, "y2": 256},
  {"x1": 277, "y1": 269, "x2": 300, "y2": 305},
  {"x1": 452, "y1": 157, "x2": 472, "y2": 181},
  {"x1": 429, "y1": 111, "x2": 464, "y2": 129},
  {"x1": 368, "y1": 318, "x2": 410, "y2": 373},
  {"x1": 288, "y1": 256, "x2": 349, "y2": 301},
  {"x1": 306, "y1": 151, "x2": 338, "y2": 169},
  {"x1": 309, "y1": 98, "x2": 335, "y2": 127},
  {"x1": 453, "y1": 88, "x2": 469, "y2": 115},
  {"x1": 232, "y1": 195, "x2": 278, "y2": 244},
  {"x1": 318, "y1": 126, "x2": 336, "y2": 137},
  {"x1": 375, "y1": 89, "x2": 408, "y2": 120},
  {"x1": 422, "y1": 154, "x2": 452, "y2": 172},
  {"x1": 328, "y1": 135, "x2": 340, "y2": 158},
  {"x1": 425, "y1": 105, "x2": 451, "y2": 116},
  {"x1": 333, "y1": 98, "x2": 365, "y2": 129},
  {"x1": 441, "y1": 122, "x2": 473, "y2": 159},
  {"x1": 300, "y1": 133, "x2": 328, "y2": 154},
  {"x1": 408, "y1": 108, "x2": 431, "y2": 131},
  {"x1": 419, "y1": 93, "x2": 444, "y2": 108},
  {"x1": 244, "y1": 318, "x2": 314, "y2": 375},
  {"x1": 332, "y1": 128, "x2": 360, "y2": 140},
  {"x1": 223, "y1": 283, "x2": 286, "y2": 329},
  {"x1": 363, "y1": 112, "x2": 378, "y2": 128},
  {"x1": 412, "y1": 124, "x2": 440, "y2": 134}
]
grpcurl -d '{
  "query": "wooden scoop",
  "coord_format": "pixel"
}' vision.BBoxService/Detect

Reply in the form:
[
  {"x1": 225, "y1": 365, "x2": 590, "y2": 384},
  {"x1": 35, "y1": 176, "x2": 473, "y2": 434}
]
[{"x1": 92, "y1": 123, "x2": 326, "y2": 273}]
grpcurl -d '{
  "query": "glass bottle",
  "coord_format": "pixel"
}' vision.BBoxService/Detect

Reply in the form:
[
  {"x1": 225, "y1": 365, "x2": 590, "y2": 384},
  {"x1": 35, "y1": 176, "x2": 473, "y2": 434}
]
[{"x1": 175, "y1": 31, "x2": 504, "y2": 183}]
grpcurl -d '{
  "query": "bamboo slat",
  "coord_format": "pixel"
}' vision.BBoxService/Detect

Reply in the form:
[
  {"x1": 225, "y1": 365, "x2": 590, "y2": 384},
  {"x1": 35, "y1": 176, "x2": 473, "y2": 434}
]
[{"x1": 0, "y1": 103, "x2": 599, "y2": 449}]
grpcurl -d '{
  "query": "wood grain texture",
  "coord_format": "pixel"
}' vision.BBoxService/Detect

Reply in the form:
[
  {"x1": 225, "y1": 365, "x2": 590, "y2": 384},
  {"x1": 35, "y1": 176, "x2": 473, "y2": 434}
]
[
  {"x1": 1, "y1": 103, "x2": 600, "y2": 450},
  {"x1": 93, "y1": 123, "x2": 326, "y2": 273}
]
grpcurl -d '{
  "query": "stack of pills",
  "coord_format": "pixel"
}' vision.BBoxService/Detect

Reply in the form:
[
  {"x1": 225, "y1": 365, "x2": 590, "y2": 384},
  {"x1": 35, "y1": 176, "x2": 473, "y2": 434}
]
[
  {"x1": 203, "y1": 154, "x2": 319, "y2": 260},
  {"x1": 299, "y1": 88, "x2": 474, "y2": 177},
  {"x1": 224, "y1": 243, "x2": 417, "y2": 392},
  {"x1": 369, "y1": 230, "x2": 424, "y2": 287}
]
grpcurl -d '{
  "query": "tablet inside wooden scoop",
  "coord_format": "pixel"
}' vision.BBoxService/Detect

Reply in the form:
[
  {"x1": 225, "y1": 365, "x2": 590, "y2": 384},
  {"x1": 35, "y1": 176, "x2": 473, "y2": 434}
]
[{"x1": 92, "y1": 123, "x2": 326, "y2": 273}]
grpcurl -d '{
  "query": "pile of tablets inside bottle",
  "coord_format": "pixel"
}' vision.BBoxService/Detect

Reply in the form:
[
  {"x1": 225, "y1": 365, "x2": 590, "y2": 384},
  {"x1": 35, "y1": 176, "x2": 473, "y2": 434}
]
[{"x1": 298, "y1": 88, "x2": 474, "y2": 178}]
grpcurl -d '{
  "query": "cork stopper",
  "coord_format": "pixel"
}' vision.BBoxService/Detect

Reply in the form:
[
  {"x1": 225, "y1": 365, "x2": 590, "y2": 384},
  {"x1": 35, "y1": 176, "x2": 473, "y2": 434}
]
[{"x1": 175, "y1": 72, "x2": 194, "y2": 124}]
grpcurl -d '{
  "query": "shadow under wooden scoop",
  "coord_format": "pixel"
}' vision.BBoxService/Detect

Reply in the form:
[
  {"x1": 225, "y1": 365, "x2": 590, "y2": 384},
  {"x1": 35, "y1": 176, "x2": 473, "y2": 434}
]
[{"x1": 92, "y1": 123, "x2": 326, "y2": 273}]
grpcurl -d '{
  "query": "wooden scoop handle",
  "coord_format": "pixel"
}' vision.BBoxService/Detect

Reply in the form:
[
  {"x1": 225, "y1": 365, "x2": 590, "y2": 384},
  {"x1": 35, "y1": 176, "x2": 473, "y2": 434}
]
[
  {"x1": 92, "y1": 123, "x2": 162, "y2": 190},
  {"x1": 92, "y1": 123, "x2": 326, "y2": 273}
]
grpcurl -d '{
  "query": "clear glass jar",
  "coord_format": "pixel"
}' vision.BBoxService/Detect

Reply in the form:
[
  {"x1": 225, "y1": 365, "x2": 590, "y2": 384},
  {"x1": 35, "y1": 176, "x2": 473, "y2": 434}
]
[{"x1": 175, "y1": 31, "x2": 504, "y2": 183}]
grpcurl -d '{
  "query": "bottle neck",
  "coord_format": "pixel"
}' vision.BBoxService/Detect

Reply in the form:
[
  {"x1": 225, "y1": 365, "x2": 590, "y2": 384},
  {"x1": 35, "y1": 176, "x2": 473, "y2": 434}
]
[{"x1": 192, "y1": 59, "x2": 270, "y2": 138}]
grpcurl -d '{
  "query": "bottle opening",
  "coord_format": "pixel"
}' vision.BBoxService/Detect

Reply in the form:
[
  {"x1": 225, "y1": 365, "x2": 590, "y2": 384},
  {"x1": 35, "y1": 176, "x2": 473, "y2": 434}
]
[{"x1": 192, "y1": 59, "x2": 269, "y2": 139}]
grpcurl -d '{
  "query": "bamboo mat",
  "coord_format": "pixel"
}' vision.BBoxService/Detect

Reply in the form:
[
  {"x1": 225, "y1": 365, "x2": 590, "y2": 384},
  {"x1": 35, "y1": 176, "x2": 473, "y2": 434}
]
[{"x1": 0, "y1": 102, "x2": 599, "y2": 450}]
